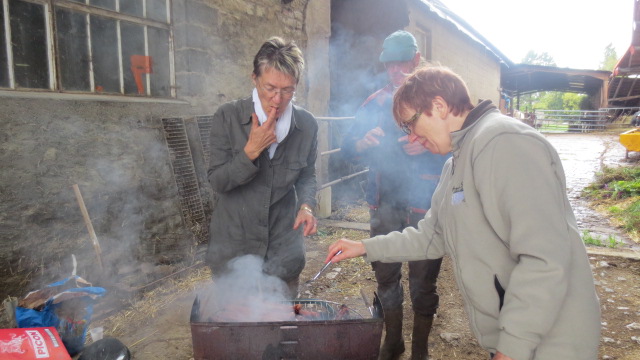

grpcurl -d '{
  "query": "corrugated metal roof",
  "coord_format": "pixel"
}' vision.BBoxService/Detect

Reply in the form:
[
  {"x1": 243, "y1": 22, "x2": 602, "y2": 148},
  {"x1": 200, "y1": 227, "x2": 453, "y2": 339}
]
[{"x1": 503, "y1": 64, "x2": 610, "y2": 96}]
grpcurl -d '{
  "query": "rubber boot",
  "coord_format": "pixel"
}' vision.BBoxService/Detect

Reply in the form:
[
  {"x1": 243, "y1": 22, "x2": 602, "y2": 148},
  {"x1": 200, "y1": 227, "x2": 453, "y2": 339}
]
[
  {"x1": 410, "y1": 313, "x2": 434, "y2": 360},
  {"x1": 378, "y1": 308, "x2": 405, "y2": 360}
]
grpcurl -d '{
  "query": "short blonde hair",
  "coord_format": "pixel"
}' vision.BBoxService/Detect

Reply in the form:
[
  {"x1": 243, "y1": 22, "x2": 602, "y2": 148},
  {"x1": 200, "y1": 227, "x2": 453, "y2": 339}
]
[{"x1": 253, "y1": 37, "x2": 304, "y2": 83}]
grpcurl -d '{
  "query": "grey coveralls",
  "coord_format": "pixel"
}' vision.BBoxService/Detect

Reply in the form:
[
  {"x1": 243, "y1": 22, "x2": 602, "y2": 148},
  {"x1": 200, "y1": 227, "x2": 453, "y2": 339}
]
[{"x1": 206, "y1": 97, "x2": 318, "y2": 293}]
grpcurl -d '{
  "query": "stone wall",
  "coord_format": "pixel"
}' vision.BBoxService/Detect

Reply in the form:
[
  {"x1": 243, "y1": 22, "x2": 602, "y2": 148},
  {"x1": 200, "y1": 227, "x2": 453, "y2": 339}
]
[{"x1": 0, "y1": 0, "x2": 329, "y2": 299}]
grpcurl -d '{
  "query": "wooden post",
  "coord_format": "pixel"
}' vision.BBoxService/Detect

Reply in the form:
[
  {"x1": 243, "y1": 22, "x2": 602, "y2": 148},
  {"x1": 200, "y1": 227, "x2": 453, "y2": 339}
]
[{"x1": 72, "y1": 184, "x2": 103, "y2": 271}]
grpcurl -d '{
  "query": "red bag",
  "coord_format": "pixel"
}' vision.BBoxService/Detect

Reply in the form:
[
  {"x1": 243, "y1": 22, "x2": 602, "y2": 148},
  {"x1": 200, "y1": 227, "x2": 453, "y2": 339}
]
[{"x1": 0, "y1": 327, "x2": 71, "y2": 360}]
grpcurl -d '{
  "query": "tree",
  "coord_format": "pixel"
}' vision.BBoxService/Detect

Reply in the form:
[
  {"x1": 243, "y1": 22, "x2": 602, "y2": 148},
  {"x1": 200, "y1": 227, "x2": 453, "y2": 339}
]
[
  {"x1": 599, "y1": 43, "x2": 618, "y2": 71},
  {"x1": 517, "y1": 51, "x2": 558, "y2": 111},
  {"x1": 522, "y1": 50, "x2": 557, "y2": 67},
  {"x1": 517, "y1": 52, "x2": 587, "y2": 111},
  {"x1": 535, "y1": 92, "x2": 561, "y2": 110},
  {"x1": 563, "y1": 93, "x2": 588, "y2": 110}
]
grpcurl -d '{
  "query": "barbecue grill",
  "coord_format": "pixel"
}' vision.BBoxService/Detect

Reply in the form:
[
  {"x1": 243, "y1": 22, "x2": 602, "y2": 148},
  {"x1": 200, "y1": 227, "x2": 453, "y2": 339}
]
[{"x1": 190, "y1": 296, "x2": 383, "y2": 360}]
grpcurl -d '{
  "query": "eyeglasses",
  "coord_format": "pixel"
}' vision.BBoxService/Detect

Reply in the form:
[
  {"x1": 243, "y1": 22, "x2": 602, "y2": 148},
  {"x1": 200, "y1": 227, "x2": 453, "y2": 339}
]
[
  {"x1": 400, "y1": 109, "x2": 422, "y2": 135},
  {"x1": 259, "y1": 82, "x2": 296, "y2": 98},
  {"x1": 384, "y1": 61, "x2": 414, "y2": 71}
]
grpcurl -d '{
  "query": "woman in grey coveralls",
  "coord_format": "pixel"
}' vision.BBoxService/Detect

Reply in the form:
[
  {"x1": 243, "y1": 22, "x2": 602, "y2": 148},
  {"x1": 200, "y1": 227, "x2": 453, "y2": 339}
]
[{"x1": 206, "y1": 37, "x2": 319, "y2": 298}]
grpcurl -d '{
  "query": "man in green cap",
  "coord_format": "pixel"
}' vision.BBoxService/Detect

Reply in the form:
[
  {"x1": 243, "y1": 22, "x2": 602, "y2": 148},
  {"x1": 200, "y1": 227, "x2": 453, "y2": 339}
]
[{"x1": 341, "y1": 30, "x2": 450, "y2": 360}]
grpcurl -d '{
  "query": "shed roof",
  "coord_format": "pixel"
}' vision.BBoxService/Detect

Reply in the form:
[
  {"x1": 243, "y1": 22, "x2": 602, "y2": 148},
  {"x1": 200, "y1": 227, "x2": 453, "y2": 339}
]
[
  {"x1": 502, "y1": 64, "x2": 611, "y2": 96},
  {"x1": 609, "y1": 47, "x2": 640, "y2": 107},
  {"x1": 608, "y1": 0, "x2": 640, "y2": 107}
]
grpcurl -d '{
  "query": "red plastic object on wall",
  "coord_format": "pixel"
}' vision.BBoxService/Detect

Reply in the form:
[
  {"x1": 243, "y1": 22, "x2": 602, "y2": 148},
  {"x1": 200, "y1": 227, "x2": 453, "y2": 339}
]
[
  {"x1": 130, "y1": 55, "x2": 153, "y2": 95},
  {"x1": 0, "y1": 327, "x2": 71, "y2": 360}
]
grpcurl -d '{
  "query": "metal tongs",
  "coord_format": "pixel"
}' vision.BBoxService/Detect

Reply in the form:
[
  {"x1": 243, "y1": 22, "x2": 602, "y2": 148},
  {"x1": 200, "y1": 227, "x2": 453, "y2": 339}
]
[
  {"x1": 297, "y1": 250, "x2": 343, "y2": 298},
  {"x1": 310, "y1": 250, "x2": 342, "y2": 281}
]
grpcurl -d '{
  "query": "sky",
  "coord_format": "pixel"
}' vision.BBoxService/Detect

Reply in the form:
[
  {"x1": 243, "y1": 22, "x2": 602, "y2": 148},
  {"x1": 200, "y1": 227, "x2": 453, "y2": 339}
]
[{"x1": 440, "y1": 0, "x2": 634, "y2": 70}]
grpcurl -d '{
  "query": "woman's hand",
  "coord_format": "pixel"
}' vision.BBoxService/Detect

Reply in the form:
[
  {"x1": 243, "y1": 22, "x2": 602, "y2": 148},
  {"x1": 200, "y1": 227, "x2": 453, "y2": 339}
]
[
  {"x1": 325, "y1": 238, "x2": 367, "y2": 264},
  {"x1": 244, "y1": 109, "x2": 277, "y2": 160},
  {"x1": 293, "y1": 204, "x2": 317, "y2": 236}
]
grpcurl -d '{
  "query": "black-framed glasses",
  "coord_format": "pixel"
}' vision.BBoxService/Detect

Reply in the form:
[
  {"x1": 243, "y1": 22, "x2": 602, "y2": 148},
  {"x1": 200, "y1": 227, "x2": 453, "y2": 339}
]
[{"x1": 400, "y1": 109, "x2": 422, "y2": 135}]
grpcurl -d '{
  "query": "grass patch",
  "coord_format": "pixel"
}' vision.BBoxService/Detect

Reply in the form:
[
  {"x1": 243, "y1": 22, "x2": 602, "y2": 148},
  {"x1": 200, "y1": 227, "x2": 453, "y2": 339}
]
[
  {"x1": 581, "y1": 230, "x2": 623, "y2": 248},
  {"x1": 583, "y1": 165, "x2": 640, "y2": 243},
  {"x1": 538, "y1": 123, "x2": 569, "y2": 132},
  {"x1": 581, "y1": 230, "x2": 602, "y2": 246},
  {"x1": 584, "y1": 166, "x2": 640, "y2": 199}
]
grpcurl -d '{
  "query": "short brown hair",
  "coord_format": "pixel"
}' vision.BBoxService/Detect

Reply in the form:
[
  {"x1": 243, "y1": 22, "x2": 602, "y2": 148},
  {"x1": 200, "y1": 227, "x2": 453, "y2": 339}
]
[{"x1": 393, "y1": 66, "x2": 473, "y2": 126}]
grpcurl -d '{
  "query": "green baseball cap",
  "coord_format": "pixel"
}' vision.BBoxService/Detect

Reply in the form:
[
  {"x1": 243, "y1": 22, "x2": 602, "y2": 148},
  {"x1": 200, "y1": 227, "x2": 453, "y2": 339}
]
[{"x1": 379, "y1": 30, "x2": 418, "y2": 63}]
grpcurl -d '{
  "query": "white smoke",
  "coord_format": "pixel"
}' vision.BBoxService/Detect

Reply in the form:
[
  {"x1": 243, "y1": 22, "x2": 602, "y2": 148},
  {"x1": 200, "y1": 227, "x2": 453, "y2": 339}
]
[{"x1": 199, "y1": 255, "x2": 294, "y2": 322}]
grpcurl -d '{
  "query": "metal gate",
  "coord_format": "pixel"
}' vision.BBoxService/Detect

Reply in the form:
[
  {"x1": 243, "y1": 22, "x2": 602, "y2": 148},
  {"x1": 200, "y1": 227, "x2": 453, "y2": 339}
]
[{"x1": 531, "y1": 110, "x2": 607, "y2": 133}]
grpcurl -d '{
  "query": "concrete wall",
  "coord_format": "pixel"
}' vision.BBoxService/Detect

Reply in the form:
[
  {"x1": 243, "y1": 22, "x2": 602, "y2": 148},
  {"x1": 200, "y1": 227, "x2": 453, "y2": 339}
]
[
  {"x1": 0, "y1": 0, "x2": 330, "y2": 298},
  {"x1": 407, "y1": 6, "x2": 502, "y2": 104}
]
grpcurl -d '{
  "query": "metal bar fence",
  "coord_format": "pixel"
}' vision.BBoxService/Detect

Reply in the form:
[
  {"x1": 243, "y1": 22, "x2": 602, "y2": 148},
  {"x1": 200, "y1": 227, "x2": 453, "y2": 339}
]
[
  {"x1": 315, "y1": 116, "x2": 367, "y2": 192},
  {"x1": 531, "y1": 109, "x2": 608, "y2": 133}
]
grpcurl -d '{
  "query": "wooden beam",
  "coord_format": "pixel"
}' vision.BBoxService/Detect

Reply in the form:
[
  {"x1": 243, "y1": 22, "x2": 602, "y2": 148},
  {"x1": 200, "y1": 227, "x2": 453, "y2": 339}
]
[
  {"x1": 609, "y1": 94, "x2": 640, "y2": 101},
  {"x1": 626, "y1": 76, "x2": 640, "y2": 97}
]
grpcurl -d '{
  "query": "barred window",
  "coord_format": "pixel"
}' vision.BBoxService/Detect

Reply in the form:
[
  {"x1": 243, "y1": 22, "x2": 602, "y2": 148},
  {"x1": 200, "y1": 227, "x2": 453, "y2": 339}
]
[{"x1": 0, "y1": 0, "x2": 174, "y2": 97}]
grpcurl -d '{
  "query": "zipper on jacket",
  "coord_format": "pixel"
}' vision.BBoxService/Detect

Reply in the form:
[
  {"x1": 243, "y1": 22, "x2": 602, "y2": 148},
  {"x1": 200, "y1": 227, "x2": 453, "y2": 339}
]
[{"x1": 494, "y1": 275, "x2": 505, "y2": 311}]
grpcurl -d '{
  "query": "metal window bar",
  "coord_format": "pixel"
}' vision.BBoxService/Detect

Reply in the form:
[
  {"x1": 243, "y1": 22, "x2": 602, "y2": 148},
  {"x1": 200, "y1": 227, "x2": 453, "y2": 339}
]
[
  {"x1": 2, "y1": 0, "x2": 15, "y2": 88},
  {"x1": 117, "y1": 19, "x2": 124, "y2": 94},
  {"x1": 86, "y1": 12, "x2": 95, "y2": 92},
  {"x1": 144, "y1": 25, "x2": 150, "y2": 96},
  {"x1": 44, "y1": 1, "x2": 55, "y2": 90}
]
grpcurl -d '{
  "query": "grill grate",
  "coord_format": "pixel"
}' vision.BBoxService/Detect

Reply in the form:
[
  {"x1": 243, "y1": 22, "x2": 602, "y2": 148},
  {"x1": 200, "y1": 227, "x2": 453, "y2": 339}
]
[
  {"x1": 162, "y1": 117, "x2": 208, "y2": 244},
  {"x1": 195, "y1": 115, "x2": 213, "y2": 166}
]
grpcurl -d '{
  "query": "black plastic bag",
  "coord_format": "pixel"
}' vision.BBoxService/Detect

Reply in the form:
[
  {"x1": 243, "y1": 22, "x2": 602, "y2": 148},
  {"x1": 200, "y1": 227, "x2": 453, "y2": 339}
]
[{"x1": 78, "y1": 337, "x2": 131, "y2": 360}]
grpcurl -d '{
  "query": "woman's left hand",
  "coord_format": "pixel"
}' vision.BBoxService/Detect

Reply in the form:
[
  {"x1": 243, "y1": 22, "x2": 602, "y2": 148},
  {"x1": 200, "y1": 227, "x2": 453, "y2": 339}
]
[{"x1": 293, "y1": 205, "x2": 317, "y2": 236}]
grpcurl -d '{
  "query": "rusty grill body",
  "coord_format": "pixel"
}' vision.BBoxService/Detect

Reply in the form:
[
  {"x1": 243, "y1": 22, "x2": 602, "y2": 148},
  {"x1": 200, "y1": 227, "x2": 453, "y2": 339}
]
[{"x1": 190, "y1": 297, "x2": 383, "y2": 360}]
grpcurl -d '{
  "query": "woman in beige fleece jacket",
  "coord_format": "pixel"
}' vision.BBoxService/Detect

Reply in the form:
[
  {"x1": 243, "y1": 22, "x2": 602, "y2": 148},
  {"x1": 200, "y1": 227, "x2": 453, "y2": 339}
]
[{"x1": 325, "y1": 66, "x2": 601, "y2": 360}]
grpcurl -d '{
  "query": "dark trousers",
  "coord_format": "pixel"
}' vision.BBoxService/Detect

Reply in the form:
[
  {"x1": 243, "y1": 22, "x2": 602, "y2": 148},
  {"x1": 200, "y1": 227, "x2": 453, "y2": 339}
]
[{"x1": 369, "y1": 204, "x2": 442, "y2": 315}]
